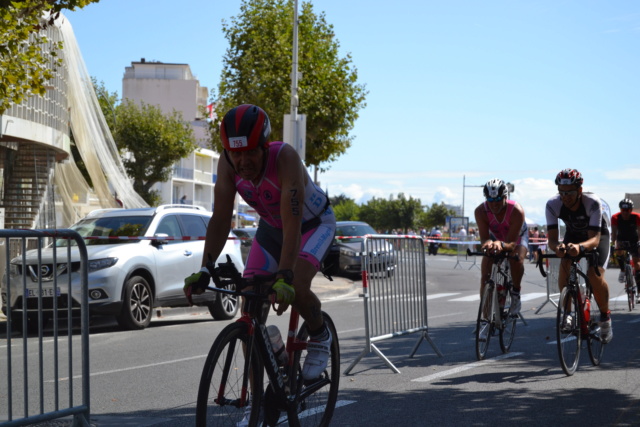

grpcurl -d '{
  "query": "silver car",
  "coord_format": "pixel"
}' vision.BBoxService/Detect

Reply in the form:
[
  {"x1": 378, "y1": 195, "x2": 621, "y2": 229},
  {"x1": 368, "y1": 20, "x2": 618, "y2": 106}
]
[
  {"x1": 1, "y1": 205, "x2": 244, "y2": 331},
  {"x1": 325, "y1": 221, "x2": 396, "y2": 277}
]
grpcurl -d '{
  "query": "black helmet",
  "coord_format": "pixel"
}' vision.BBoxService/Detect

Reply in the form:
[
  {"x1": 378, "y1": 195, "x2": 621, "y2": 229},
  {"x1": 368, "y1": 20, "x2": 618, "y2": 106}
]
[
  {"x1": 620, "y1": 198, "x2": 634, "y2": 210},
  {"x1": 220, "y1": 104, "x2": 271, "y2": 151},
  {"x1": 483, "y1": 178, "x2": 508, "y2": 199},
  {"x1": 555, "y1": 168, "x2": 583, "y2": 187}
]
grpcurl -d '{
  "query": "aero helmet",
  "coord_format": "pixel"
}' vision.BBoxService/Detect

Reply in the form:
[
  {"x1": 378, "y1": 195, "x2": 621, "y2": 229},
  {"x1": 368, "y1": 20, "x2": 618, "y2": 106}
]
[
  {"x1": 220, "y1": 104, "x2": 271, "y2": 152},
  {"x1": 555, "y1": 168, "x2": 583, "y2": 187},
  {"x1": 483, "y1": 178, "x2": 508, "y2": 199},
  {"x1": 619, "y1": 198, "x2": 634, "y2": 210}
]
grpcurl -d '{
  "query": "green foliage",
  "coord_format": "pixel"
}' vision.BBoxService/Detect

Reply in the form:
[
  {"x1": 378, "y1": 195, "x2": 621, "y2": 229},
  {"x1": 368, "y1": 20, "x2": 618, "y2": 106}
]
[
  {"x1": 208, "y1": 0, "x2": 367, "y2": 170},
  {"x1": 112, "y1": 100, "x2": 197, "y2": 205},
  {"x1": 423, "y1": 202, "x2": 456, "y2": 229},
  {"x1": 332, "y1": 198, "x2": 359, "y2": 221},
  {"x1": 358, "y1": 193, "x2": 423, "y2": 233},
  {"x1": 0, "y1": 0, "x2": 100, "y2": 114}
]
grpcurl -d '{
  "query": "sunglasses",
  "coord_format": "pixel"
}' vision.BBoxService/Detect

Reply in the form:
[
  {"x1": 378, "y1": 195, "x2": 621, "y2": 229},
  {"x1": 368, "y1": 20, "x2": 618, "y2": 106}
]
[
  {"x1": 559, "y1": 190, "x2": 578, "y2": 197},
  {"x1": 486, "y1": 196, "x2": 504, "y2": 202},
  {"x1": 621, "y1": 207, "x2": 631, "y2": 211}
]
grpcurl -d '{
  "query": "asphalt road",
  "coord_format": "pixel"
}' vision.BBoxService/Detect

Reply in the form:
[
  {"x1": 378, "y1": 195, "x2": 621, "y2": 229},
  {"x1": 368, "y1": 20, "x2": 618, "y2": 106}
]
[{"x1": 3, "y1": 257, "x2": 640, "y2": 426}]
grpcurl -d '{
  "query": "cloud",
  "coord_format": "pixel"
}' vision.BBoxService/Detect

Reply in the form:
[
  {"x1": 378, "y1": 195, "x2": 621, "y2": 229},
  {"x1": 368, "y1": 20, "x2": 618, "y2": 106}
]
[{"x1": 318, "y1": 168, "x2": 639, "y2": 226}]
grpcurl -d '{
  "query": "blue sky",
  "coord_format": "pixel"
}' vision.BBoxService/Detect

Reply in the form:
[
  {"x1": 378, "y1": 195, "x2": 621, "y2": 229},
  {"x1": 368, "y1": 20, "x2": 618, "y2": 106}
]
[{"x1": 65, "y1": 1, "x2": 640, "y2": 225}]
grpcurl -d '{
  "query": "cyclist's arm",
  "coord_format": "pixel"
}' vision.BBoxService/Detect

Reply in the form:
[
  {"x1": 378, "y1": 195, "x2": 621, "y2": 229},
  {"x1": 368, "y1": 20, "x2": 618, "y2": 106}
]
[
  {"x1": 201, "y1": 154, "x2": 237, "y2": 268},
  {"x1": 276, "y1": 144, "x2": 304, "y2": 278},
  {"x1": 501, "y1": 202, "x2": 525, "y2": 252},
  {"x1": 474, "y1": 204, "x2": 496, "y2": 251},
  {"x1": 547, "y1": 228, "x2": 562, "y2": 254},
  {"x1": 611, "y1": 224, "x2": 618, "y2": 249}
]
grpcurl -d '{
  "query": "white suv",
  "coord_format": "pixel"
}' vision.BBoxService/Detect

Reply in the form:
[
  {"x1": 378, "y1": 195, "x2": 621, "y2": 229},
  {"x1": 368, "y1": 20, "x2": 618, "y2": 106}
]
[{"x1": 1, "y1": 205, "x2": 244, "y2": 331}]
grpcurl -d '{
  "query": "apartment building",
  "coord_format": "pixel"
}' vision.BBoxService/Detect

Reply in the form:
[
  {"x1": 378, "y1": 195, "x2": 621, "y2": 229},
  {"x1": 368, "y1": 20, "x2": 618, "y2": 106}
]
[{"x1": 122, "y1": 59, "x2": 218, "y2": 210}]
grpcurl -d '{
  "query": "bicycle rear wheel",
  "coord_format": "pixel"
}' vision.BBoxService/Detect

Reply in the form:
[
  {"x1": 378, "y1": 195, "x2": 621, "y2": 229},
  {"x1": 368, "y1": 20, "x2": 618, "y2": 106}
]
[
  {"x1": 587, "y1": 292, "x2": 605, "y2": 366},
  {"x1": 475, "y1": 282, "x2": 494, "y2": 361},
  {"x1": 557, "y1": 287, "x2": 581, "y2": 376},
  {"x1": 287, "y1": 312, "x2": 340, "y2": 427},
  {"x1": 626, "y1": 264, "x2": 635, "y2": 311},
  {"x1": 499, "y1": 290, "x2": 517, "y2": 353},
  {"x1": 196, "y1": 322, "x2": 264, "y2": 427}
]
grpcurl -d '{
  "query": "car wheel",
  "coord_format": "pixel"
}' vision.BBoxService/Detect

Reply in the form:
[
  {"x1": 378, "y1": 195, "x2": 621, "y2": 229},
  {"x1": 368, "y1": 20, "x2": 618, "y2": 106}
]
[
  {"x1": 207, "y1": 284, "x2": 239, "y2": 320},
  {"x1": 116, "y1": 276, "x2": 153, "y2": 330}
]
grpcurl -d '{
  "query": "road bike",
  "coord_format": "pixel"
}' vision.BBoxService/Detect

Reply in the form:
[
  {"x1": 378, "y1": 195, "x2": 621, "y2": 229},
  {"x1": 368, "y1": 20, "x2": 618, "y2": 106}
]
[
  {"x1": 195, "y1": 256, "x2": 340, "y2": 427},
  {"x1": 467, "y1": 249, "x2": 520, "y2": 361},
  {"x1": 536, "y1": 249, "x2": 605, "y2": 376},
  {"x1": 615, "y1": 241, "x2": 637, "y2": 311}
]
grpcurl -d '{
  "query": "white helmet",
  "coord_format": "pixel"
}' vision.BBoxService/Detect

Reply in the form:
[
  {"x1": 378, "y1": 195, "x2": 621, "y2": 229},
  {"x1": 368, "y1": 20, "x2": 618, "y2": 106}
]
[{"x1": 483, "y1": 178, "x2": 507, "y2": 199}]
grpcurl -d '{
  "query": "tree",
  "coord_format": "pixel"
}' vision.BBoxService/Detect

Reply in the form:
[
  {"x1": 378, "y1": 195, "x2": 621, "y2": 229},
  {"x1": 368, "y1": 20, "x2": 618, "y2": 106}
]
[
  {"x1": 424, "y1": 202, "x2": 456, "y2": 229},
  {"x1": 208, "y1": 0, "x2": 367, "y2": 170},
  {"x1": 0, "y1": 0, "x2": 100, "y2": 114},
  {"x1": 333, "y1": 199, "x2": 359, "y2": 221},
  {"x1": 112, "y1": 100, "x2": 197, "y2": 206},
  {"x1": 391, "y1": 193, "x2": 423, "y2": 233}
]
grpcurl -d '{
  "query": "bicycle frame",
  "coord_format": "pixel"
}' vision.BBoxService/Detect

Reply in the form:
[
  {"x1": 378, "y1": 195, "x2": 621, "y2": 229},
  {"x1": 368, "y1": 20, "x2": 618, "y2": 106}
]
[{"x1": 536, "y1": 248, "x2": 605, "y2": 375}]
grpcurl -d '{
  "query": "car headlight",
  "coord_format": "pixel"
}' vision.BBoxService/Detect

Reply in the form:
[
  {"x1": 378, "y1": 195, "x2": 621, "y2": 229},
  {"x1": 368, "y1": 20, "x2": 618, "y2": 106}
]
[
  {"x1": 88, "y1": 258, "x2": 118, "y2": 272},
  {"x1": 340, "y1": 248, "x2": 357, "y2": 257}
]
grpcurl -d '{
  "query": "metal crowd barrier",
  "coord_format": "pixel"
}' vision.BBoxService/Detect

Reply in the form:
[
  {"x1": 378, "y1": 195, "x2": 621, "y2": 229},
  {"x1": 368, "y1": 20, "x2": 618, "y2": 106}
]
[
  {"x1": 344, "y1": 235, "x2": 442, "y2": 375},
  {"x1": 535, "y1": 256, "x2": 587, "y2": 314},
  {"x1": 1, "y1": 229, "x2": 90, "y2": 426},
  {"x1": 453, "y1": 239, "x2": 480, "y2": 270}
]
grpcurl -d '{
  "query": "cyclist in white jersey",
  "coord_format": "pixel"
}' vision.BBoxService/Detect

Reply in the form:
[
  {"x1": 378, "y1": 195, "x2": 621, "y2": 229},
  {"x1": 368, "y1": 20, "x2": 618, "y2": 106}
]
[{"x1": 545, "y1": 168, "x2": 613, "y2": 344}]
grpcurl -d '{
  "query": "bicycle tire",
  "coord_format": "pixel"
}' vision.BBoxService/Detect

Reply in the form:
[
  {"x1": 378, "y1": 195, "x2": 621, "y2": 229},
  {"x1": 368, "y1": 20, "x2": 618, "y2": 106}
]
[
  {"x1": 586, "y1": 291, "x2": 605, "y2": 366},
  {"x1": 626, "y1": 264, "x2": 635, "y2": 311},
  {"x1": 475, "y1": 282, "x2": 494, "y2": 361},
  {"x1": 499, "y1": 289, "x2": 517, "y2": 353},
  {"x1": 287, "y1": 312, "x2": 340, "y2": 427},
  {"x1": 196, "y1": 322, "x2": 264, "y2": 427},
  {"x1": 557, "y1": 287, "x2": 581, "y2": 376}
]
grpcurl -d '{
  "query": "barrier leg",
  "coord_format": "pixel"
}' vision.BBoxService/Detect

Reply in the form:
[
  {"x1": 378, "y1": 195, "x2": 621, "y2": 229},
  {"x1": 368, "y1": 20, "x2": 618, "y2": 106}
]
[
  {"x1": 535, "y1": 294, "x2": 559, "y2": 314},
  {"x1": 344, "y1": 344, "x2": 401, "y2": 375},
  {"x1": 409, "y1": 331, "x2": 443, "y2": 358}
]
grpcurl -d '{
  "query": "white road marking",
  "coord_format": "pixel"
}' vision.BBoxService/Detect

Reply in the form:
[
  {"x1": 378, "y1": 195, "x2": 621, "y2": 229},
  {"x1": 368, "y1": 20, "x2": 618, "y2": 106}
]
[
  {"x1": 412, "y1": 352, "x2": 524, "y2": 383},
  {"x1": 449, "y1": 295, "x2": 480, "y2": 302},
  {"x1": 428, "y1": 293, "x2": 461, "y2": 299}
]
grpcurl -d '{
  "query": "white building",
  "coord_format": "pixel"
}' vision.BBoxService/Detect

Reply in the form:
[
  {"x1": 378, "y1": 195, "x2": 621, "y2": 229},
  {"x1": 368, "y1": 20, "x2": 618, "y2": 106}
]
[{"x1": 122, "y1": 59, "x2": 219, "y2": 210}]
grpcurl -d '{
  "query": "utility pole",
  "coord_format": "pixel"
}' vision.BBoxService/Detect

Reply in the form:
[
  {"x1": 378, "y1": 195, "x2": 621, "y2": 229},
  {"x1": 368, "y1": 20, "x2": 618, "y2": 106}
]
[{"x1": 284, "y1": 0, "x2": 306, "y2": 162}]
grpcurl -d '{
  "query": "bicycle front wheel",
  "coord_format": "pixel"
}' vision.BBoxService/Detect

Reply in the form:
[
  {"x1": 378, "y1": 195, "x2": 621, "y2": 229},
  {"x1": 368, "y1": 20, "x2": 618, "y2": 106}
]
[
  {"x1": 626, "y1": 264, "x2": 635, "y2": 311},
  {"x1": 287, "y1": 312, "x2": 340, "y2": 427},
  {"x1": 196, "y1": 322, "x2": 264, "y2": 427},
  {"x1": 475, "y1": 283, "x2": 494, "y2": 361},
  {"x1": 499, "y1": 290, "x2": 517, "y2": 353},
  {"x1": 557, "y1": 287, "x2": 581, "y2": 376},
  {"x1": 587, "y1": 292, "x2": 605, "y2": 366}
]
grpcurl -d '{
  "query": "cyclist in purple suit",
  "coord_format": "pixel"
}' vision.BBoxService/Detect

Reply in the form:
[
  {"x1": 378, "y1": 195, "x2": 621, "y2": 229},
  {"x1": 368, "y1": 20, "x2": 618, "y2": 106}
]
[{"x1": 184, "y1": 104, "x2": 336, "y2": 380}]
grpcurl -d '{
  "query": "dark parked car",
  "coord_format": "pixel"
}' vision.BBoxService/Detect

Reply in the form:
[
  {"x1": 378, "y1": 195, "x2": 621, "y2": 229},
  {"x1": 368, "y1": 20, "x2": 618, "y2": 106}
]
[
  {"x1": 233, "y1": 227, "x2": 257, "y2": 262},
  {"x1": 324, "y1": 221, "x2": 396, "y2": 277}
]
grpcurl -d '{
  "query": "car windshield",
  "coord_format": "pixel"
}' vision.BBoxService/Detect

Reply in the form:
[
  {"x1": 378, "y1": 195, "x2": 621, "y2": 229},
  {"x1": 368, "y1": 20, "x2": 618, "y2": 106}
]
[
  {"x1": 56, "y1": 216, "x2": 152, "y2": 247},
  {"x1": 335, "y1": 224, "x2": 377, "y2": 243}
]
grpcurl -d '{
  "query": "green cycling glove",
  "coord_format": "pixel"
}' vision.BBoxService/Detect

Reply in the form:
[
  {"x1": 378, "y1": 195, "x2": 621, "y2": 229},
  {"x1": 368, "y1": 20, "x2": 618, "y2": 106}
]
[
  {"x1": 184, "y1": 267, "x2": 211, "y2": 305},
  {"x1": 272, "y1": 279, "x2": 295, "y2": 305}
]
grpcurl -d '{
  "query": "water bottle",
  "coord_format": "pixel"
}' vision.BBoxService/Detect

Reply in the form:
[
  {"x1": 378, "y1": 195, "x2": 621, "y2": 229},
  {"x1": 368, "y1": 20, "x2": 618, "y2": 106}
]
[
  {"x1": 267, "y1": 325, "x2": 288, "y2": 366},
  {"x1": 583, "y1": 298, "x2": 590, "y2": 324}
]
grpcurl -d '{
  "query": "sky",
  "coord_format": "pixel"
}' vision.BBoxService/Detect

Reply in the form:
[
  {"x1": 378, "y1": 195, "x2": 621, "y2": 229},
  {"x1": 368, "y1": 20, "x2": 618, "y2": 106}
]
[{"x1": 65, "y1": 1, "x2": 640, "y2": 226}]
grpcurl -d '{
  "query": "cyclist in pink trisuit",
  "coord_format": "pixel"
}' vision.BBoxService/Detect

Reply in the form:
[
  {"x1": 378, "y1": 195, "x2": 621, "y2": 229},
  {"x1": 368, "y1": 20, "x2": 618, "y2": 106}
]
[
  {"x1": 184, "y1": 104, "x2": 336, "y2": 380},
  {"x1": 474, "y1": 179, "x2": 528, "y2": 334}
]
